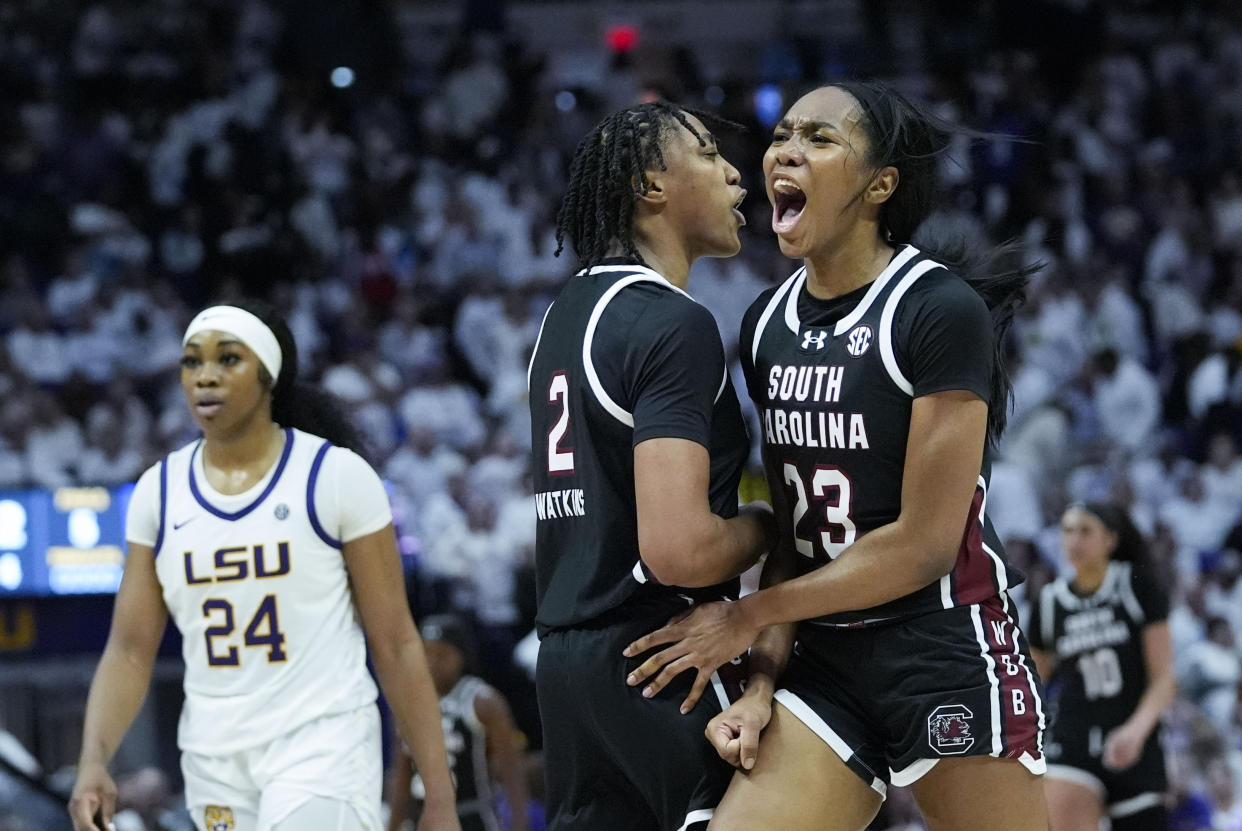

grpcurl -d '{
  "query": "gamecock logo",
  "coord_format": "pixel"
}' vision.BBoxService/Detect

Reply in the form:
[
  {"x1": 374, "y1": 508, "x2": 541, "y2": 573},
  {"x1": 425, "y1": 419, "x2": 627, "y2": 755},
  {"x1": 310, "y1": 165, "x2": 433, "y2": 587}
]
[{"x1": 927, "y1": 704, "x2": 974, "y2": 755}]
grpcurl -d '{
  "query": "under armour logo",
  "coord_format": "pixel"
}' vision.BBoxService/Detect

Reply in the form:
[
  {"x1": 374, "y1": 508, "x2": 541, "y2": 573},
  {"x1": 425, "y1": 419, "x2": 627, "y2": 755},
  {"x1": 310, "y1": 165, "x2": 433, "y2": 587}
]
[
  {"x1": 801, "y1": 329, "x2": 828, "y2": 350},
  {"x1": 846, "y1": 325, "x2": 873, "y2": 357}
]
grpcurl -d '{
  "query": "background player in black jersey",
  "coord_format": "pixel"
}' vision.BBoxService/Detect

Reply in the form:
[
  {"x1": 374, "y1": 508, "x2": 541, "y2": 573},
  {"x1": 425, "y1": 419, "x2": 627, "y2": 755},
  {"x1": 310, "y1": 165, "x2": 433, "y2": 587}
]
[
  {"x1": 624, "y1": 82, "x2": 1048, "y2": 830},
  {"x1": 1029, "y1": 502, "x2": 1176, "y2": 831},
  {"x1": 386, "y1": 614, "x2": 529, "y2": 831},
  {"x1": 527, "y1": 101, "x2": 779, "y2": 831}
]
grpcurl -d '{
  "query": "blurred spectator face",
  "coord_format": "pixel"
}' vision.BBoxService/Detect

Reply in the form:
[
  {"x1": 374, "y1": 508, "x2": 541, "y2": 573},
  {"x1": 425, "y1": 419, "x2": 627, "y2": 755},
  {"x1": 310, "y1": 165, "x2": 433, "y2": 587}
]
[
  {"x1": 1207, "y1": 432, "x2": 1237, "y2": 469},
  {"x1": 423, "y1": 639, "x2": 464, "y2": 694},
  {"x1": 1060, "y1": 505, "x2": 1117, "y2": 575},
  {"x1": 1207, "y1": 617, "x2": 1235, "y2": 649}
]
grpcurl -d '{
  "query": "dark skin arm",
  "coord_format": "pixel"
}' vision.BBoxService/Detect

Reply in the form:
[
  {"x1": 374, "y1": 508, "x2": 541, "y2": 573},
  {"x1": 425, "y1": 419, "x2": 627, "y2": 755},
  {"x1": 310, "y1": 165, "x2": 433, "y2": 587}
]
[
  {"x1": 634, "y1": 437, "x2": 777, "y2": 587},
  {"x1": 625, "y1": 391, "x2": 988, "y2": 697},
  {"x1": 385, "y1": 744, "x2": 415, "y2": 831},
  {"x1": 704, "y1": 542, "x2": 799, "y2": 769},
  {"x1": 69, "y1": 543, "x2": 167, "y2": 831},
  {"x1": 476, "y1": 689, "x2": 530, "y2": 831},
  {"x1": 345, "y1": 524, "x2": 460, "y2": 831}
]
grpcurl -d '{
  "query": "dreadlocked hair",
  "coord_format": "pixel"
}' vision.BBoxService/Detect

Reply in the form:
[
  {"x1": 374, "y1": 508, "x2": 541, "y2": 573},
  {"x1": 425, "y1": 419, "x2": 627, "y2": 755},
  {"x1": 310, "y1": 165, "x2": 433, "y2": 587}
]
[{"x1": 554, "y1": 101, "x2": 742, "y2": 271}]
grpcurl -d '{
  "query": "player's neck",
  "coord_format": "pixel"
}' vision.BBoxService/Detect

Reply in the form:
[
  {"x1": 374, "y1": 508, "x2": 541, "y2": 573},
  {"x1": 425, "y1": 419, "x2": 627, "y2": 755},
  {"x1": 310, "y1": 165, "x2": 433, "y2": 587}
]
[
  {"x1": 202, "y1": 419, "x2": 285, "y2": 481},
  {"x1": 1071, "y1": 562, "x2": 1109, "y2": 595},
  {"x1": 803, "y1": 230, "x2": 894, "y2": 300},
  {"x1": 625, "y1": 234, "x2": 690, "y2": 289}
]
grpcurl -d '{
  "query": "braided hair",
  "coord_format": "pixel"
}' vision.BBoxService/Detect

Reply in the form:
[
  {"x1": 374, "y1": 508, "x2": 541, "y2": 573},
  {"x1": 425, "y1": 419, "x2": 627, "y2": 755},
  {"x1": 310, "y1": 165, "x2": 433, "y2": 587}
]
[{"x1": 554, "y1": 101, "x2": 733, "y2": 270}]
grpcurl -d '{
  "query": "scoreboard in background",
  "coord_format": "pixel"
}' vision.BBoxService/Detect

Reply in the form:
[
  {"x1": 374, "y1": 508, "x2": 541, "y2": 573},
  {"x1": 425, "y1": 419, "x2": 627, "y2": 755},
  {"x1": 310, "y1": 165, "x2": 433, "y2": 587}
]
[{"x1": 0, "y1": 485, "x2": 133, "y2": 597}]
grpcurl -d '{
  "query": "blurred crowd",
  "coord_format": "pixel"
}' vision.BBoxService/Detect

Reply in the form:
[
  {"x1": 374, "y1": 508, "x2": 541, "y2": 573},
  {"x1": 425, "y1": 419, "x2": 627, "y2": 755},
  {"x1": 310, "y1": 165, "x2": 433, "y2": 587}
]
[{"x1": 2, "y1": 0, "x2": 1242, "y2": 829}]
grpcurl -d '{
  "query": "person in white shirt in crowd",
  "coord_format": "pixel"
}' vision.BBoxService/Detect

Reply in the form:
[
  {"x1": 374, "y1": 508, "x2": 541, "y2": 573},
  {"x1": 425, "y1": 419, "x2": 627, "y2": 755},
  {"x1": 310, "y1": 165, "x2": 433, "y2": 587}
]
[
  {"x1": 1178, "y1": 617, "x2": 1241, "y2": 740},
  {"x1": 77, "y1": 406, "x2": 147, "y2": 488},
  {"x1": 1089, "y1": 347, "x2": 1162, "y2": 457},
  {"x1": 397, "y1": 360, "x2": 487, "y2": 454},
  {"x1": 384, "y1": 426, "x2": 469, "y2": 515},
  {"x1": 1159, "y1": 473, "x2": 1239, "y2": 580},
  {"x1": 25, "y1": 389, "x2": 85, "y2": 489},
  {"x1": 1201, "y1": 432, "x2": 1242, "y2": 511}
]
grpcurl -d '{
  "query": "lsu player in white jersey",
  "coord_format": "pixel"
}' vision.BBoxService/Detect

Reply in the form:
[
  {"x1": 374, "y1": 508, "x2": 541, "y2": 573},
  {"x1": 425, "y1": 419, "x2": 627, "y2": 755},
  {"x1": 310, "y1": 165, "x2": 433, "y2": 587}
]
[{"x1": 69, "y1": 301, "x2": 461, "y2": 831}]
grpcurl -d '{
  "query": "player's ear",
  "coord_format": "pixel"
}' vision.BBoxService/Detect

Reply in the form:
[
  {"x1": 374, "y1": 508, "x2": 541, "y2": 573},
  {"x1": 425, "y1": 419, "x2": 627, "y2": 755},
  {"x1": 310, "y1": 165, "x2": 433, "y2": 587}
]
[
  {"x1": 636, "y1": 171, "x2": 668, "y2": 207},
  {"x1": 866, "y1": 166, "x2": 898, "y2": 205}
]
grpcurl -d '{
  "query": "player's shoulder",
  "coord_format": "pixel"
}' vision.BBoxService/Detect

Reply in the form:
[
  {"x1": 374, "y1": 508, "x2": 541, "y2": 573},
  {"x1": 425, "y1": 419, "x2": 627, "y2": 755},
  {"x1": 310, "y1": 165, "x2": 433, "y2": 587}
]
[
  {"x1": 291, "y1": 428, "x2": 378, "y2": 477},
  {"x1": 901, "y1": 253, "x2": 977, "y2": 299}
]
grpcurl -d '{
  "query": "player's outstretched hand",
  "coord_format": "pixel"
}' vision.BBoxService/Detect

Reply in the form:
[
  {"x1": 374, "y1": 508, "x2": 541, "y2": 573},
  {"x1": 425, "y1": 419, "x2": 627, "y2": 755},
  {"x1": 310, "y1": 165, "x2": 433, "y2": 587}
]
[
  {"x1": 417, "y1": 799, "x2": 464, "y2": 831},
  {"x1": 623, "y1": 600, "x2": 760, "y2": 714},
  {"x1": 706, "y1": 687, "x2": 773, "y2": 770},
  {"x1": 68, "y1": 762, "x2": 116, "y2": 831}
]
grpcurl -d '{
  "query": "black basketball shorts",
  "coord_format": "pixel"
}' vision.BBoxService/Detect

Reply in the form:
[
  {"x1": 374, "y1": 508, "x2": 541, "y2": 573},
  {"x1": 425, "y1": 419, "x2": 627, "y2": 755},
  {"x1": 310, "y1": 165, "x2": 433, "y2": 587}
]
[
  {"x1": 1045, "y1": 714, "x2": 1167, "y2": 825},
  {"x1": 537, "y1": 590, "x2": 744, "y2": 831},
  {"x1": 776, "y1": 593, "x2": 1046, "y2": 798}
]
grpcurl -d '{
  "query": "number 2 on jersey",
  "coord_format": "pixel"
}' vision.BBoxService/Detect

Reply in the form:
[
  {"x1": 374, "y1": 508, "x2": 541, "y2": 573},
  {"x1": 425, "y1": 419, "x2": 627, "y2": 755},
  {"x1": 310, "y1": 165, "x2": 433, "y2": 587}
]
[
  {"x1": 783, "y1": 463, "x2": 857, "y2": 559},
  {"x1": 203, "y1": 595, "x2": 287, "y2": 666},
  {"x1": 547, "y1": 372, "x2": 575, "y2": 474}
]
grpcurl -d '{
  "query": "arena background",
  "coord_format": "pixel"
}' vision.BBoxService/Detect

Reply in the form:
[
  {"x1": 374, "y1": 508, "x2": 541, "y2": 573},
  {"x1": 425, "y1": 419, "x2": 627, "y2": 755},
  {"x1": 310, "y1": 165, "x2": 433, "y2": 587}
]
[{"x1": 2, "y1": 0, "x2": 1241, "y2": 828}]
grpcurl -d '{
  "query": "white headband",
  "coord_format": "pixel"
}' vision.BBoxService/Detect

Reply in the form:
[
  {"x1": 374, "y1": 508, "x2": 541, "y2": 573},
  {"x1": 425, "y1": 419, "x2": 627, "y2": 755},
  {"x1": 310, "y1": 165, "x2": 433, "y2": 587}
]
[{"x1": 182, "y1": 305, "x2": 283, "y2": 382}]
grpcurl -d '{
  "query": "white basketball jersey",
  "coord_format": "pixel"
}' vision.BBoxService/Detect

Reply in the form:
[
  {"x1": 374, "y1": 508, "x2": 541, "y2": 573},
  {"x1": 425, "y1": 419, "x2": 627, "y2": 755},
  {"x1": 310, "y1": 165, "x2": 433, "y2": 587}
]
[{"x1": 153, "y1": 428, "x2": 377, "y2": 754}]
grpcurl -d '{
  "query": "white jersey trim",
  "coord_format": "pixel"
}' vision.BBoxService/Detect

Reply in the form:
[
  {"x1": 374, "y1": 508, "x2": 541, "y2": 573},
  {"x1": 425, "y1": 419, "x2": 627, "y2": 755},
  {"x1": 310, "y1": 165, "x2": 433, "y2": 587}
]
[
  {"x1": 978, "y1": 475, "x2": 1009, "y2": 594},
  {"x1": 774, "y1": 690, "x2": 888, "y2": 797},
  {"x1": 1116, "y1": 562, "x2": 1146, "y2": 625},
  {"x1": 1000, "y1": 592, "x2": 1046, "y2": 757},
  {"x1": 676, "y1": 809, "x2": 714, "y2": 831},
  {"x1": 1044, "y1": 763, "x2": 1105, "y2": 795},
  {"x1": 969, "y1": 603, "x2": 1005, "y2": 756},
  {"x1": 889, "y1": 757, "x2": 939, "y2": 787},
  {"x1": 751, "y1": 268, "x2": 801, "y2": 366},
  {"x1": 879, "y1": 259, "x2": 944, "y2": 396},
  {"x1": 779, "y1": 245, "x2": 920, "y2": 337},
  {"x1": 1109, "y1": 792, "x2": 1165, "y2": 818},
  {"x1": 527, "y1": 300, "x2": 556, "y2": 393},
  {"x1": 580, "y1": 266, "x2": 694, "y2": 428}
]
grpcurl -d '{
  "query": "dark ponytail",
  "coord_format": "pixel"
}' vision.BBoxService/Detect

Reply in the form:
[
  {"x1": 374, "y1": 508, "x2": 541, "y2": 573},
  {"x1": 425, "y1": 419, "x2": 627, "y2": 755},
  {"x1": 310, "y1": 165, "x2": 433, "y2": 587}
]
[
  {"x1": 226, "y1": 298, "x2": 371, "y2": 462},
  {"x1": 1078, "y1": 501, "x2": 1153, "y2": 572},
  {"x1": 831, "y1": 80, "x2": 1036, "y2": 441}
]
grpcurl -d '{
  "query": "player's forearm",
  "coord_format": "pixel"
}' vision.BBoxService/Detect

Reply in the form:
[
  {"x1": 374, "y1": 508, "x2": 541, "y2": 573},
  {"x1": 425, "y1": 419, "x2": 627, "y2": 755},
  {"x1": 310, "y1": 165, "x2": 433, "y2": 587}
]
[
  {"x1": 372, "y1": 637, "x2": 457, "y2": 806},
  {"x1": 78, "y1": 645, "x2": 156, "y2": 766},
  {"x1": 738, "y1": 521, "x2": 951, "y2": 630},
  {"x1": 656, "y1": 503, "x2": 777, "y2": 588},
  {"x1": 1128, "y1": 672, "x2": 1177, "y2": 737},
  {"x1": 501, "y1": 770, "x2": 530, "y2": 831},
  {"x1": 745, "y1": 543, "x2": 798, "y2": 686}
]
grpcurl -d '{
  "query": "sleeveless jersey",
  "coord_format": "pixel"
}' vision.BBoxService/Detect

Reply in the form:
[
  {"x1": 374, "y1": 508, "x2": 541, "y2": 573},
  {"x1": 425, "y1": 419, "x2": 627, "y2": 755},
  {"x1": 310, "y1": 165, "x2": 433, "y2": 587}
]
[
  {"x1": 152, "y1": 428, "x2": 377, "y2": 754},
  {"x1": 528, "y1": 263, "x2": 750, "y2": 633},
  {"x1": 740, "y1": 245, "x2": 1019, "y2": 627},
  {"x1": 412, "y1": 676, "x2": 500, "y2": 830},
  {"x1": 1028, "y1": 561, "x2": 1169, "y2": 735}
]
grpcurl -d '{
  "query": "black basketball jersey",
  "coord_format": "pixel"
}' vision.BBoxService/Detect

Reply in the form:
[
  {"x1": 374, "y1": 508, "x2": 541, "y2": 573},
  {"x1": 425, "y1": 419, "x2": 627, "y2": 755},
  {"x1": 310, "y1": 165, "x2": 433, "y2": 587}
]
[
  {"x1": 740, "y1": 245, "x2": 1020, "y2": 627},
  {"x1": 529, "y1": 263, "x2": 750, "y2": 634},
  {"x1": 1028, "y1": 561, "x2": 1169, "y2": 733},
  {"x1": 411, "y1": 676, "x2": 500, "y2": 831}
]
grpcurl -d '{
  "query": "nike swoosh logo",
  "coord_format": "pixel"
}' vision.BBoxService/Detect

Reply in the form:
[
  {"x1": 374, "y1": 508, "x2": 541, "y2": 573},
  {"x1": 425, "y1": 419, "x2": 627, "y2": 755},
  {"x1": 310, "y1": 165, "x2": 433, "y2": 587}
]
[{"x1": 173, "y1": 517, "x2": 196, "y2": 530}]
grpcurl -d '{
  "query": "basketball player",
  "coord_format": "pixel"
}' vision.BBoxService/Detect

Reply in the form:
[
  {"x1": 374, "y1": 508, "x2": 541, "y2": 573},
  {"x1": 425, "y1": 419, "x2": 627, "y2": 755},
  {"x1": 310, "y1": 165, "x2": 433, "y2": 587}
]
[
  {"x1": 386, "y1": 613, "x2": 529, "y2": 831},
  {"x1": 527, "y1": 101, "x2": 778, "y2": 831},
  {"x1": 1029, "y1": 503, "x2": 1175, "y2": 831},
  {"x1": 69, "y1": 302, "x2": 460, "y2": 831},
  {"x1": 624, "y1": 82, "x2": 1049, "y2": 830}
]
